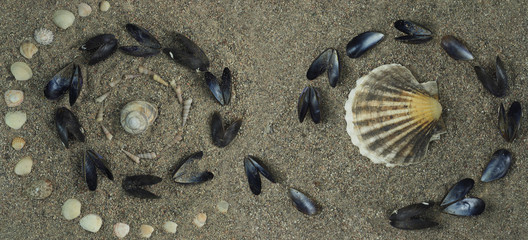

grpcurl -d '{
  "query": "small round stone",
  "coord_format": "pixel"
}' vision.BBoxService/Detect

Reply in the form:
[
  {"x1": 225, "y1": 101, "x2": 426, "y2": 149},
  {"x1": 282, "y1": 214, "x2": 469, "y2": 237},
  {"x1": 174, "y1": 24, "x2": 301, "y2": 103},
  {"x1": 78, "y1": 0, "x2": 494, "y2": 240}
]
[
  {"x1": 52, "y1": 10, "x2": 75, "y2": 30},
  {"x1": 139, "y1": 224, "x2": 154, "y2": 238},
  {"x1": 114, "y1": 222, "x2": 130, "y2": 239},
  {"x1": 34, "y1": 28, "x2": 53, "y2": 45},
  {"x1": 62, "y1": 199, "x2": 81, "y2": 220},
  {"x1": 80, "y1": 214, "x2": 103, "y2": 233},
  {"x1": 193, "y1": 213, "x2": 207, "y2": 228},
  {"x1": 10, "y1": 62, "x2": 32, "y2": 81},
  {"x1": 5, "y1": 111, "x2": 27, "y2": 129},
  {"x1": 78, "y1": 3, "x2": 92, "y2": 17},
  {"x1": 217, "y1": 200, "x2": 229, "y2": 213},
  {"x1": 100, "y1": 1, "x2": 110, "y2": 11},
  {"x1": 25, "y1": 179, "x2": 53, "y2": 199},
  {"x1": 163, "y1": 221, "x2": 177, "y2": 234},
  {"x1": 12, "y1": 137, "x2": 26, "y2": 150},
  {"x1": 14, "y1": 156, "x2": 33, "y2": 176}
]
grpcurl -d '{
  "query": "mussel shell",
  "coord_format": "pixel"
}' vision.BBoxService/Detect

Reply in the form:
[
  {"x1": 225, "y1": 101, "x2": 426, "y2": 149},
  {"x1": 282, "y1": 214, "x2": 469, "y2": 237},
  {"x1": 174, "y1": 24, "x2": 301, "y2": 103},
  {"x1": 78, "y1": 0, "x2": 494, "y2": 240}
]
[
  {"x1": 394, "y1": 35, "x2": 433, "y2": 44},
  {"x1": 244, "y1": 157, "x2": 261, "y2": 195},
  {"x1": 440, "y1": 178, "x2": 474, "y2": 206},
  {"x1": 122, "y1": 175, "x2": 162, "y2": 199},
  {"x1": 297, "y1": 87, "x2": 310, "y2": 123},
  {"x1": 443, "y1": 198, "x2": 485, "y2": 216},
  {"x1": 83, "y1": 151, "x2": 97, "y2": 191},
  {"x1": 221, "y1": 67, "x2": 232, "y2": 105},
  {"x1": 55, "y1": 107, "x2": 85, "y2": 148},
  {"x1": 80, "y1": 34, "x2": 118, "y2": 65},
  {"x1": 481, "y1": 149, "x2": 512, "y2": 182},
  {"x1": 125, "y1": 23, "x2": 161, "y2": 49},
  {"x1": 87, "y1": 150, "x2": 113, "y2": 181},
  {"x1": 221, "y1": 119, "x2": 243, "y2": 147},
  {"x1": 205, "y1": 72, "x2": 224, "y2": 105},
  {"x1": 389, "y1": 202, "x2": 433, "y2": 221},
  {"x1": 327, "y1": 49, "x2": 340, "y2": 87},
  {"x1": 174, "y1": 171, "x2": 214, "y2": 184},
  {"x1": 69, "y1": 64, "x2": 83, "y2": 106},
  {"x1": 309, "y1": 87, "x2": 321, "y2": 124},
  {"x1": 390, "y1": 219, "x2": 438, "y2": 230},
  {"x1": 394, "y1": 20, "x2": 432, "y2": 36},
  {"x1": 122, "y1": 188, "x2": 161, "y2": 199},
  {"x1": 246, "y1": 155, "x2": 276, "y2": 183},
  {"x1": 210, "y1": 112, "x2": 242, "y2": 148},
  {"x1": 80, "y1": 34, "x2": 115, "y2": 51},
  {"x1": 440, "y1": 35, "x2": 474, "y2": 60},
  {"x1": 119, "y1": 46, "x2": 160, "y2": 57},
  {"x1": 172, "y1": 151, "x2": 214, "y2": 184},
  {"x1": 44, "y1": 63, "x2": 73, "y2": 100},
  {"x1": 346, "y1": 31, "x2": 384, "y2": 58},
  {"x1": 306, "y1": 48, "x2": 332, "y2": 80},
  {"x1": 498, "y1": 102, "x2": 521, "y2": 142},
  {"x1": 288, "y1": 188, "x2": 317, "y2": 215},
  {"x1": 163, "y1": 33, "x2": 210, "y2": 71}
]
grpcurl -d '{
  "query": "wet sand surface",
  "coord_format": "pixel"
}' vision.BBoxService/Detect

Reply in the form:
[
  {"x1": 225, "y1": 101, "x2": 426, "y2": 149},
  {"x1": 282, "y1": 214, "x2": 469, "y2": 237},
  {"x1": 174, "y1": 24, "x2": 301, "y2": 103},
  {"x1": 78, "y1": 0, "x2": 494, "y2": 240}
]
[{"x1": 1, "y1": 0, "x2": 527, "y2": 239}]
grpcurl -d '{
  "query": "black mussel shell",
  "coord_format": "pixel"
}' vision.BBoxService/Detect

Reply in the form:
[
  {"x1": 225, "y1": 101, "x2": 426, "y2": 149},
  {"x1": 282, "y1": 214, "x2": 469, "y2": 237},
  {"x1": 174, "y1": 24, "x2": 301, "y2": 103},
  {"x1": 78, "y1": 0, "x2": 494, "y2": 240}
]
[
  {"x1": 244, "y1": 157, "x2": 261, "y2": 195},
  {"x1": 122, "y1": 175, "x2": 162, "y2": 199},
  {"x1": 309, "y1": 87, "x2": 321, "y2": 124},
  {"x1": 390, "y1": 219, "x2": 438, "y2": 230},
  {"x1": 443, "y1": 198, "x2": 485, "y2": 216},
  {"x1": 498, "y1": 102, "x2": 521, "y2": 142},
  {"x1": 440, "y1": 35, "x2": 474, "y2": 60},
  {"x1": 327, "y1": 49, "x2": 340, "y2": 87},
  {"x1": 298, "y1": 87, "x2": 310, "y2": 123},
  {"x1": 221, "y1": 67, "x2": 232, "y2": 105},
  {"x1": 205, "y1": 72, "x2": 225, "y2": 105},
  {"x1": 87, "y1": 150, "x2": 113, "y2": 181},
  {"x1": 125, "y1": 23, "x2": 161, "y2": 49},
  {"x1": 80, "y1": 34, "x2": 118, "y2": 65},
  {"x1": 163, "y1": 33, "x2": 210, "y2": 71},
  {"x1": 346, "y1": 31, "x2": 384, "y2": 58},
  {"x1": 394, "y1": 20, "x2": 432, "y2": 36},
  {"x1": 119, "y1": 46, "x2": 160, "y2": 57},
  {"x1": 246, "y1": 155, "x2": 276, "y2": 183},
  {"x1": 69, "y1": 64, "x2": 83, "y2": 106},
  {"x1": 54, "y1": 107, "x2": 85, "y2": 148},
  {"x1": 44, "y1": 63, "x2": 74, "y2": 100},
  {"x1": 172, "y1": 151, "x2": 214, "y2": 184},
  {"x1": 83, "y1": 151, "x2": 98, "y2": 191},
  {"x1": 440, "y1": 178, "x2": 474, "y2": 206},
  {"x1": 394, "y1": 35, "x2": 433, "y2": 44},
  {"x1": 306, "y1": 48, "x2": 332, "y2": 80},
  {"x1": 481, "y1": 149, "x2": 512, "y2": 182},
  {"x1": 474, "y1": 57, "x2": 508, "y2": 97},
  {"x1": 389, "y1": 202, "x2": 433, "y2": 221},
  {"x1": 210, "y1": 112, "x2": 242, "y2": 148},
  {"x1": 289, "y1": 188, "x2": 317, "y2": 215}
]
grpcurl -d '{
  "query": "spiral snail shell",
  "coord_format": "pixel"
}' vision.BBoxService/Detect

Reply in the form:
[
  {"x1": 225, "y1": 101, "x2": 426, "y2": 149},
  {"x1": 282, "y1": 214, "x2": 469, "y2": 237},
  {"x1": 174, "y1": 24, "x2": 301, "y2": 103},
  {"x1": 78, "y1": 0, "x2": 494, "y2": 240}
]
[{"x1": 120, "y1": 101, "x2": 158, "y2": 134}]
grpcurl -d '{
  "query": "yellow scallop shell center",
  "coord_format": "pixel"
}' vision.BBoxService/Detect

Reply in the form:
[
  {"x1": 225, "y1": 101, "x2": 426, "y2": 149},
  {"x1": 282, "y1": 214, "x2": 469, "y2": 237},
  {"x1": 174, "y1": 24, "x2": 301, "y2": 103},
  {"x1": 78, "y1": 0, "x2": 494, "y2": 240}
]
[{"x1": 409, "y1": 93, "x2": 442, "y2": 124}]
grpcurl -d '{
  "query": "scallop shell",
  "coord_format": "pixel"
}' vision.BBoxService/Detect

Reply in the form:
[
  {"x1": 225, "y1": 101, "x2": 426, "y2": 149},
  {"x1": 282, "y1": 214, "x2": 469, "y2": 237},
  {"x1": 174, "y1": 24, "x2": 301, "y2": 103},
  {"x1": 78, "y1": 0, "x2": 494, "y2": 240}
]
[
  {"x1": 12, "y1": 137, "x2": 26, "y2": 150},
  {"x1": 20, "y1": 41, "x2": 38, "y2": 59},
  {"x1": 5, "y1": 90, "x2": 24, "y2": 107},
  {"x1": 344, "y1": 64, "x2": 445, "y2": 167},
  {"x1": 10, "y1": 62, "x2": 32, "y2": 81},
  {"x1": 120, "y1": 101, "x2": 158, "y2": 134}
]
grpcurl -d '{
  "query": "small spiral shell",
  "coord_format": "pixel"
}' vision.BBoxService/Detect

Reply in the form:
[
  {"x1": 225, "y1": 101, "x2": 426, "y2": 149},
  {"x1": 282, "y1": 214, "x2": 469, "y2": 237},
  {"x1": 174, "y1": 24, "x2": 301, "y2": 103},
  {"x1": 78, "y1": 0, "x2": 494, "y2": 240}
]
[
  {"x1": 170, "y1": 80, "x2": 183, "y2": 104},
  {"x1": 96, "y1": 91, "x2": 111, "y2": 103},
  {"x1": 101, "y1": 125, "x2": 113, "y2": 140},
  {"x1": 137, "y1": 152, "x2": 157, "y2": 159},
  {"x1": 182, "y1": 98, "x2": 193, "y2": 127},
  {"x1": 122, "y1": 149, "x2": 140, "y2": 164},
  {"x1": 96, "y1": 103, "x2": 104, "y2": 122},
  {"x1": 120, "y1": 101, "x2": 158, "y2": 134}
]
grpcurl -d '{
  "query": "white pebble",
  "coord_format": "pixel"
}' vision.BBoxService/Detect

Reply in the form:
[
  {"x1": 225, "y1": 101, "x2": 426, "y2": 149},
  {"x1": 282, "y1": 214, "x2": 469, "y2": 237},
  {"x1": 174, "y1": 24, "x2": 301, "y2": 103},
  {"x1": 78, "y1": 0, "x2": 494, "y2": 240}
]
[
  {"x1": 34, "y1": 28, "x2": 53, "y2": 45},
  {"x1": 61, "y1": 199, "x2": 81, "y2": 220},
  {"x1": 163, "y1": 221, "x2": 177, "y2": 233},
  {"x1": 100, "y1": 1, "x2": 110, "y2": 11},
  {"x1": 113, "y1": 222, "x2": 130, "y2": 238},
  {"x1": 80, "y1": 214, "x2": 103, "y2": 233},
  {"x1": 217, "y1": 200, "x2": 229, "y2": 213},
  {"x1": 139, "y1": 224, "x2": 154, "y2": 238},
  {"x1": 5, "y1": 111, "x2": 27, "y2": 129},
  {"x1": 78, "y1": 3, "x2": 92, "y2": 17},
  {"x1": 10, "y1": 62, "x2": 32, "y2": 81},
  {"x1": 193, "y1": 213, "x2": 207, "y2": 228},
  {"x1": 53, "y1": 10, "x2": 75, "y2": 30},
  {"x1": 14, "y1": 156, "x2": 32, "y2": 176}
]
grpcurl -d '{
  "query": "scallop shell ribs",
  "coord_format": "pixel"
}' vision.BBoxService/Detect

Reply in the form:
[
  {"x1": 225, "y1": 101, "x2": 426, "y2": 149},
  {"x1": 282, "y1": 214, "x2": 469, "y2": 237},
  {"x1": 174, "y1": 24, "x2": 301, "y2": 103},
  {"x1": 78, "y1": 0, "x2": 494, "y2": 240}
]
[{"x1": 344, "y1": 64, "x2": 444, "y2": 167}]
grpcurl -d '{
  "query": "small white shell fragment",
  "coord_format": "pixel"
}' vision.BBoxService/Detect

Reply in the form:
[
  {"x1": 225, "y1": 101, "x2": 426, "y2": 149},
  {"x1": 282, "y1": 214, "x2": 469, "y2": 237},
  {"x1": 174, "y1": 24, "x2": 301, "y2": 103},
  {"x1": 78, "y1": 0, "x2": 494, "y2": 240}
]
[
  {"x1": 137, "y1": 152, "x2": 157, "y2": 159},
  {"x1": 139, "y1": 224, "x2": 154, "y2": 238},
  {"x1": 25, "y1": 179, "x2": 53, "y2": 199},
  {"x1": 52, "y1": 10, "x2": 75, "y2": 30},
  {"x1": 34, "y1": 28, "x2": 53, "y2": 45},
  {"x1": 10, "y1": 62, "x2": 32, "y2": 81},
  {"x1": 100, "y1": 1, "x2": 110, "y2": 11},
  {"x1": 216, "y1": 200, "x2": 229, "y2": 213},
  {"x1": 78, "y1": 3, "x2": 92, "y2": 17},
  {"x1": 5, "y1": 111, "x2": 27, "y2": 129},
  {"x1": 12, "y1": 137, "x2": 26, "y2": 150},
  {"x1": 20, "y1": 41, "x2": 38, "y2": 59},
  {"x1": 61, "y1": 198, "x2": 81, "y2": 220},
  {"x1": 182, "y1": 98, "x2": 193, "y2": 127},
  {"x1": 122, "y1": 149, "x2": 140, "y2": 164},
  {"x1": 114, "y1": 222, "x2": 130, "y2": 239},
  {"x1": 14, "y1": 156, "x2": 33, "y2": 176},
  {"x1": 163, "y1": 221, "x2": 177, "y2": 234},
  {"x1": 101, "y1": 125, "x2": 113, "y2": 140},
  {"x1": 95, "y1": 91, "x2": 111, "y2": 103},
  {"x1": 5, "y1": 90, "x2": 24, "y2": 107},
  {"x1": 193, "y1": 213, "x2": 207, "y2": 228},
  {"x1": 80, "y1": 214, "x2": 103, "y2": 233}
]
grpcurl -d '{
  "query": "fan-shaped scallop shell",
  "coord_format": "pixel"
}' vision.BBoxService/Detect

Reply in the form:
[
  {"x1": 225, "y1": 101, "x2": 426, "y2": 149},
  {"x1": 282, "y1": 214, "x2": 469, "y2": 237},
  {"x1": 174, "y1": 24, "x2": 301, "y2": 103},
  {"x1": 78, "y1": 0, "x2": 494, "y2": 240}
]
[
  {"x1": 344, "y1": 64, "x2": 445, "y2": 167},
  {"x1": 120, "y1": 101, "x2": 158, "y2": 134}
]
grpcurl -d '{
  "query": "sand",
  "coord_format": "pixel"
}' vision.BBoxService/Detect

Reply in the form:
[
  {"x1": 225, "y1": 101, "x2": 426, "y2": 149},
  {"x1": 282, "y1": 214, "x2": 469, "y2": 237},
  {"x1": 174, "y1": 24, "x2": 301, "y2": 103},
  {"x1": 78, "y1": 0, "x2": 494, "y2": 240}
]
[{"x1": 1, "y1": 0, "x2": 527, "y2": 239}]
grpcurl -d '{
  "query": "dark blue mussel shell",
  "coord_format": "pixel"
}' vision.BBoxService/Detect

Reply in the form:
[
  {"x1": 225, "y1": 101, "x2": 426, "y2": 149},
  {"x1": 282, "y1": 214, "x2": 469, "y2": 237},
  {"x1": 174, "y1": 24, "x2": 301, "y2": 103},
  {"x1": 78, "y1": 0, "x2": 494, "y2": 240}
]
[
  {"x1": 246, "y1": 155, "x2": 275, "y2": 183},
  {"x1": 172, "y1": 151, "x2": 214, "y2": 184},
  {"x1": 440, "y1": 178, "x2": 474, "y2": 206},
  {"x1": 83, "y1": 149, "x2": 113, "y2": 191},
  {"x1": 306, "y1": 48, "x2": 340, "y2": 87},
  {"x1": 389, "y1": 202, "x2": 438, "y2": 230},
  {"x1": 289, "y1": 188, "x2": 317, "y2": 215},
  {"x1": 205, "y1": 69, "x2": 232, "y2": 106},
  {"x1": 54, "y1": 107, "x2": 85, "y2": 148},
  {"x1": 346, "y1": 31, "x2": 384, "y2": 58},
  {"x1": 309, "y1": 87, "x2": 321, "y2": 123},
  {"x1": 440, "y1": 35, "x2": 474, "y2": 60},
  {"x1": 443, "y1": 198, "x2": 485, "y2": 216},
  {"x1": 122, "y1": 175, "x2": 162, "y2": 199},
  {"x1": 119, "y1": 46, "x2": 160, "y2": 57},
  {"x1": 394, "y1": 20, "x2": 432, "y2": 36},
  {"x1": 327, "y1": 49, "x2": 340, "y2": 87},
  {"x1": 297, "y1": 87, "x2": 321, "y2": 124},
  {"x1": 221, "y1": 67, "x2": 232, "y2": 105},
  {"x1": 80, "y1": 34, "x2": 118, "y2": 65},
  {"x1": 210, "y1": 112, "x2": 242, "y2": 148},
  {"x1": 498, "y1": 102, "x2": 521, "y2": 142},
  {"x1": 481, "y1": 149, "x2": 512, "y2": 182},
  {"x1": 298, "y1": 87, "x2": 310, "y2": 123},
  {"x1": 474, "y1": 57, "x2": 508, "y2": 97},
  {"x1": 394, "y1": 35, "x2": 433, "y2": 44},
  {"x1": 44, "y1": 64, "x2": 73, "y2": 100},
  {"x1": 163, "y1": 33, "x2": 210, "y2": 71},
  {"x1": 244, "y1": 155, "x2": 276, "y2": 195},
  {"x1": 69, "y1": 64, "x2": 83, "y2": 106},
  {"x1": 125, "y1": 23, "x2": 161, "y2": 49}
]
